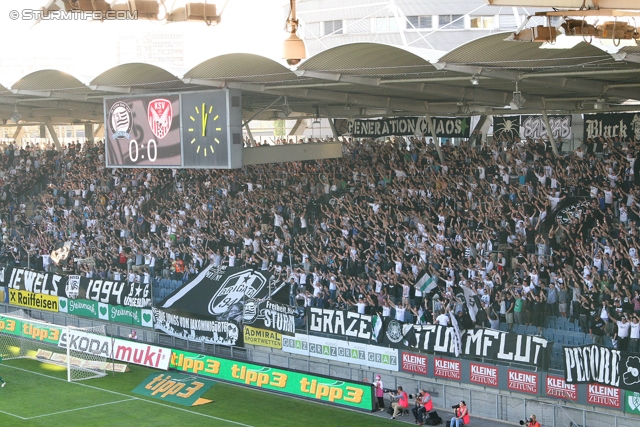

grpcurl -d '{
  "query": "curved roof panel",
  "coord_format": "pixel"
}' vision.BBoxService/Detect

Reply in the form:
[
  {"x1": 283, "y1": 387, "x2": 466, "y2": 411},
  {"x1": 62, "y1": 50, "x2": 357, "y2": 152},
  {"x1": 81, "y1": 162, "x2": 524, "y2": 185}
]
[
  {"x1": 440, "y1": 32, "x2": 614, "y2": 69},
  {"x1": 11, "y1": 70, "x2": 90, "y2": 93},
  {"x1": 185, "y1": 53, "x2": 297, "y2": 84},
  {"x1": 90, "y1": 63, "x2": 188, "y2": 90},
  {"x1": 298, "y1": 42, "x2": 438, "y2": 77}
]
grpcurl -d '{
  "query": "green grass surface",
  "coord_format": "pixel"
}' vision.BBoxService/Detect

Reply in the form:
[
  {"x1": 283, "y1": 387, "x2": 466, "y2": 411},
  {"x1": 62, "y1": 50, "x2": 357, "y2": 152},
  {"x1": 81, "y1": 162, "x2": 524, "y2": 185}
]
[{"x1": 0, "y1": 358, "x2": 392, "y2": 427}]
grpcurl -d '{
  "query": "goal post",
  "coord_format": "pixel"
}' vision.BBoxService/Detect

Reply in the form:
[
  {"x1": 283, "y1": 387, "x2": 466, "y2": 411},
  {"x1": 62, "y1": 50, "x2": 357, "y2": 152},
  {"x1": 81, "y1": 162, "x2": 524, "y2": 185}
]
[{"x1": 0, "y1": 310, "x2": 108, "y2": 382}]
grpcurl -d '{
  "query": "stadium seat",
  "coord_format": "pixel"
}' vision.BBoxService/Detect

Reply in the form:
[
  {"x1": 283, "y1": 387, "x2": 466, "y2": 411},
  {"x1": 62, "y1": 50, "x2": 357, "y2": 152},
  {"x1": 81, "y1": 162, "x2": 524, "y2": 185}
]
[
  {"x1": 584, "y1": 335, "x2": 593, "y2": 345},
  {"x1": 515, "y1": 325, "x2": 526, "y2": 335},
  {"x1": 543, "y1": 329, "x2": 555, "y2": 341},
  {"x1": 498, "y1": 322, "x2": 509, "y2": 332},
  {"x1": 546, "y1": 319, "x2": 556, "y2": 329},
  {"x1": 556, "y1": 318, "x2": 567, "y2": 330},
  {"x1": 566, "y1": 322, "x2": 575, "y2": 332},
  {"x1": 525, "y1": 326, "x2": 538, "y2": 335}
]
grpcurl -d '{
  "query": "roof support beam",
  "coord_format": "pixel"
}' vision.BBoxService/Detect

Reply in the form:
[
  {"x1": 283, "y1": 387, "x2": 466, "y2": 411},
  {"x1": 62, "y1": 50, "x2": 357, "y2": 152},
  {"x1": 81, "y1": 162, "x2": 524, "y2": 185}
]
[
  {"x1": 181, "y1": 78, "x2": 265, "y2": 93},
  {"x1": 11, "y1": 90, "x2": 89, "y2": 101},
  {"x1": 435, "y1": 62, "x2": 640, "y2": 101},
  {"x1": 425, "y1": 103, "x2": 445, "y2": 165},
  {"x1": 44, "y1": 117, "x2": 62, "y2": 150}
]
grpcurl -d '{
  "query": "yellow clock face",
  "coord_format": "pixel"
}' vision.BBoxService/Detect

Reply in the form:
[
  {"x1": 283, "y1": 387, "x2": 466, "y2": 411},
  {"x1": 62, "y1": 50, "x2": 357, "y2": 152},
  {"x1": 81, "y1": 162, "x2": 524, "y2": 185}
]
[{"x1": 187, "y1": 102, "x2": 222, "y2": 157}]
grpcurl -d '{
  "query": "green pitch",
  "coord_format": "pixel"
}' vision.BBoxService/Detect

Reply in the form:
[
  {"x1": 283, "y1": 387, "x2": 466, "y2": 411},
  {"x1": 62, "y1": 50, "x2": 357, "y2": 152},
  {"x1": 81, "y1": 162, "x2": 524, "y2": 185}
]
[{"x1": 0, "y1": 359, "x2": 391, "y2": 427}]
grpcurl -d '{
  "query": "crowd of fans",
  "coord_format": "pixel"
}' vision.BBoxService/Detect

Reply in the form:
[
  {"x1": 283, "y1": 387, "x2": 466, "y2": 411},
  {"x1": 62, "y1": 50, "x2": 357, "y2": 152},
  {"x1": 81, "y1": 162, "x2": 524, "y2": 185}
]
[{"x1": 1, "y1": 132, "x2": 640, "y2": 353}]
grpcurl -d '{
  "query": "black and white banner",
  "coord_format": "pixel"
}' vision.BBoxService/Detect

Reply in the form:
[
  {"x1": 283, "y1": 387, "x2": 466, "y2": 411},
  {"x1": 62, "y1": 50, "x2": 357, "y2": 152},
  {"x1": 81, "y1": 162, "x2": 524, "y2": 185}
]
[
  {"x1": 303, "y1": 307, "x2": 552, "y2": 369},
  {"x1": 583, "y1": 112, "x2": 640, "y2": 140},
  {"x1": 159, "y1": 266, "x2": 280, "y2": 321},
  {"x1": 494, "y1": 115, "x2": 572, "y2": 140},
  {"x1": 243, "y1": 299, "x2": 297, "y2": 336},
  {"x1": 406, "y1": 325, "x2": 552, "y2": 369},
  {"x1": 307, "y1": 307, "x2": 374, "y2": 341},
  {"x1": 152, "y1": 307, "x2": 242, "y2": 347},
  {"x1": 563, "y1": 344, "x2": 640, "y2": 392},
  {"x1": 0, "y1": 267, "x2": 151, "y2": 308},
  {"x1": 334, "y1": 116, "x2": 471, "y2": 138}
]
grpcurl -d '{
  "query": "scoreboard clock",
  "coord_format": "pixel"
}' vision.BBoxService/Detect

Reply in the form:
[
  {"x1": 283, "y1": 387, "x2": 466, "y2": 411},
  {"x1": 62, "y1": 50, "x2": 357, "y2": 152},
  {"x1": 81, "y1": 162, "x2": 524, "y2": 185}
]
[{"x1": 104, "y1": 89, "x2": 242, "y2": 169}]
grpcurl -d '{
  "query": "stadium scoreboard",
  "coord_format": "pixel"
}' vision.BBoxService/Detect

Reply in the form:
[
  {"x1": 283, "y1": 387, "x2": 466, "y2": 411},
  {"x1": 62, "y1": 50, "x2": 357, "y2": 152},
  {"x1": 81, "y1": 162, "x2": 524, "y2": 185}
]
[{"x1": 104, "y1": 89, "x2": 242, "y2": 169}]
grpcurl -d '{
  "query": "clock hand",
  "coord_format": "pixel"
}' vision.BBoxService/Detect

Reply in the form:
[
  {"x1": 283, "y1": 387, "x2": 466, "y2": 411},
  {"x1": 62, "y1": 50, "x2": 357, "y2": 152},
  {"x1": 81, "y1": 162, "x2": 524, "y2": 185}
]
[{"x1": 201, "y1": 103, "x2": 208, "y2": 137}]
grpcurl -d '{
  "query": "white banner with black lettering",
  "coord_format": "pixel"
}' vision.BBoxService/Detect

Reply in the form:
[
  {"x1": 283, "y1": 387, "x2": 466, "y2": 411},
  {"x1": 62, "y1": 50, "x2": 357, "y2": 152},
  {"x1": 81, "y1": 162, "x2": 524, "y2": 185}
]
[
  {"x1": 281, "y1": 333, "x2": 399, "y2": 372},
  {"x1": 243, "y1": 299, "x2": 297, "y2": 336},
  {"x1": 152, "y1": 307, "x2": 242, "y2": 347}
]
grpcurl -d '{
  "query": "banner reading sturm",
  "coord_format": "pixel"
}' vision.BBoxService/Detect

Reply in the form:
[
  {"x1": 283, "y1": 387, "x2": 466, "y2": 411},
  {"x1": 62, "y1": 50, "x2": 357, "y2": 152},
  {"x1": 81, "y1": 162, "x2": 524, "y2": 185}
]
[
  {"x1": 243, "y1": 299, "x2": 296, "y2": 336},
  {"x1": 334, "y1": 117, "x2": 470, "y2": 138}
]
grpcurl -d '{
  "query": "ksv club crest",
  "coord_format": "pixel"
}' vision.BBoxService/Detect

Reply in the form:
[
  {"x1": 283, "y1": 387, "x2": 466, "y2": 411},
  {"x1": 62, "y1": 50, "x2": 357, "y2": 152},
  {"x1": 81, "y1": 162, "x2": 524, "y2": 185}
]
[
  {"x1": 208, "y1": 270, "x2": 267, "y2": 317},
  {"x1": 109, "y1": 101, "x2": 132, "y2": 139},
  {"x1": 147, "y1": 98, "x2": 172, "y2": 139}
]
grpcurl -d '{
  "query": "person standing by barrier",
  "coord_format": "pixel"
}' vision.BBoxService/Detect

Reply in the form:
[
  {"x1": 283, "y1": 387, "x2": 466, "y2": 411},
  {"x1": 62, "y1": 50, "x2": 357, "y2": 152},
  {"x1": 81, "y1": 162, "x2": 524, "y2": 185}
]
[{"x1": 372, "y1": 374, "x2": 385, "y2": 411}]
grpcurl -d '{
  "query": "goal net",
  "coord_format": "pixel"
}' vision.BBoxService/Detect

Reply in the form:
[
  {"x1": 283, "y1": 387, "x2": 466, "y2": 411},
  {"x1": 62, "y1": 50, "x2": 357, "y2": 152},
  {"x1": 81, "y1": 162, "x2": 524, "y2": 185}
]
[{"x1": 0, "y1": 310, "x2": 108, "y2": 382}]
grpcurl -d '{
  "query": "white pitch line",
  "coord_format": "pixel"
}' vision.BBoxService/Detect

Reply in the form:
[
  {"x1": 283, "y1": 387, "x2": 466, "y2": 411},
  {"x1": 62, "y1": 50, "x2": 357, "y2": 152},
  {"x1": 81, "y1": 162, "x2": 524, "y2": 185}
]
[
  {"x1": 0, "y1": 409, "x2": 28, "y2": 420},
  {"x1": 27, "y1": 398, "x2": 136, "y2": 420},
  {"x1": 0, "y1": 364, "x2": 255, "y2": 427}
]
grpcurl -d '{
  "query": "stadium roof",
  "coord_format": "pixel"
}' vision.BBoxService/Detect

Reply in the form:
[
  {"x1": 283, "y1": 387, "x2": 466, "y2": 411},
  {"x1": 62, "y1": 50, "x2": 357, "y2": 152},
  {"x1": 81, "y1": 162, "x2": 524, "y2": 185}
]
[{"x1": 2, "y1": 35, "x2": 640, "y2": 126}]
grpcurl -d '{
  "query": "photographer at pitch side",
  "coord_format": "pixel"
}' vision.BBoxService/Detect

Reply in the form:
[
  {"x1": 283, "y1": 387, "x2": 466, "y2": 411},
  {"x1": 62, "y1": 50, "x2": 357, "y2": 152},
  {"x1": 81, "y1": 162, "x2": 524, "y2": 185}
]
[
  {"x1": 449, "y1": 400, "x2": 469, "y2": 427},
  {"x1": 521, "y1": 414, "x2": 541, "y2": 427},
  {"x1": 389, "y1": 386, "x2": 409, "y2": 420}
]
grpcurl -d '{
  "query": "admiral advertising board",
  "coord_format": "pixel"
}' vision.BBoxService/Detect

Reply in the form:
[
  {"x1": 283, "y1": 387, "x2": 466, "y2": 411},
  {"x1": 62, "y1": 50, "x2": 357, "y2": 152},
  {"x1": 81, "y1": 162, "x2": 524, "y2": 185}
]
[{"x1": 104, "y1": 89, "x2": 243, "y2": 169}]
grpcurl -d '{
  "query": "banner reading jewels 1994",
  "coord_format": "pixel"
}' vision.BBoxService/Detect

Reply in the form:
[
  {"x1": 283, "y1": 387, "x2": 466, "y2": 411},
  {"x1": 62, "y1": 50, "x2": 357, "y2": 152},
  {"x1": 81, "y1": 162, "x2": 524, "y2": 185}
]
[
  {"x1": 583, "y1": 112, "x2": 640, "y2": 141},
  {"x1": 334, "y1": 117, "x2": 470, "y2": 139},
  {"x1": 0, "y1": 267, "x2": 151, "y2": 309}
]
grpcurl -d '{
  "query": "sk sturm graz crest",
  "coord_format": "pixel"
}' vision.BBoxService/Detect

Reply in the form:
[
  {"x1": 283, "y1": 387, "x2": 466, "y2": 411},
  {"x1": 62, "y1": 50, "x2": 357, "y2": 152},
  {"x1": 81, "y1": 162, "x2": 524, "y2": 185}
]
[
  {"x1": 147, "y1": 98, "x2": 172, "y2": 139},
  {"x1": 386, "y1": 319, "x2": 403, "y2": 344},
  {"x1": 66, "y1": 275, "x2": 81, "y2": 299},
  {"x1": 242, "y1": 299, "x2": 259, "y2": 324},
  {"x1": 109, "y1": 101, "x2": 132, "y2": 139},
  {"x1": 208, "y1": 270, "x2": 267, "y2": 317}
]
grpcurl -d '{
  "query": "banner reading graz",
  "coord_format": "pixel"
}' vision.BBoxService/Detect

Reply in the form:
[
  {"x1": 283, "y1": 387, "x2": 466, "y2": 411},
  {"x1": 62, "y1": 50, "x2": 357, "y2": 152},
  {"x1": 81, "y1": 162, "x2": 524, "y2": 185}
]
[
  {"x1": 153, "y1": 307, "x2": 243, "y2": 347},
  {"x1": 305, "y1": 309, "x2": 552, "y2": 369},
  {"x1": 243, "y1": 299, "x2": 296, "y2": 336},
  {"x1": 334, "y1": 116, "x2": 470, "y2": 138},
  {"x1": 0, "y1": 267, "x2": 151, "y2": 308},
  {"x1": 563, "y1": 344, "x2": 640, "y2": 393},
  {"x1": 583, "y1": 112, "x2": 640, "y2": 140}
]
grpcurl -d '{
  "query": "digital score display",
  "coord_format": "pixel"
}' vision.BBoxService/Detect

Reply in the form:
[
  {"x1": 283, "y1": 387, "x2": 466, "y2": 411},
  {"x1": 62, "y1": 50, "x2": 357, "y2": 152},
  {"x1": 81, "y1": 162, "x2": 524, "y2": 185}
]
[{"x1": 104, "y1": 89, "x2": 242, "y2": 169}]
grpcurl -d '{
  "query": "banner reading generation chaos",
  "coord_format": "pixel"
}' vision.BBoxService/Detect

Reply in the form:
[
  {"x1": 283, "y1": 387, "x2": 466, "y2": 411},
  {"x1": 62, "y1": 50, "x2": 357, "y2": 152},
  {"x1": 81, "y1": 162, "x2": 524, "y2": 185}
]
[
  {"x1": 0, "y1": 267, "x2": 151, "y2": 309},
  {"x1": 334, "y1": 116, "x2": 470, "y2": 139}
]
